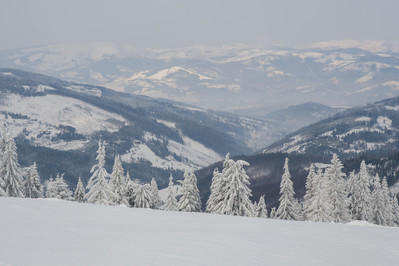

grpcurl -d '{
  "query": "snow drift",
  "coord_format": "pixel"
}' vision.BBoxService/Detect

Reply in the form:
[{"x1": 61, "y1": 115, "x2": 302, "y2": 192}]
[{"x1": 1, "y1": 198, "x2": 399, "y2": 266}]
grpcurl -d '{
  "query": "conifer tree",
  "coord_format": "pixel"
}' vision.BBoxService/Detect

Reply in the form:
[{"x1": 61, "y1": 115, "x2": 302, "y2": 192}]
[
  {"x1": 371, "y1": 174, "x2": 386, "y2": 225},
  {"x1": 86, "y1": 141, "x2": 113, "y2": 205},
  {"x1": 178, "y1": 170, "x2": 201, "y2": 212},
  {"x1": 390, "y1": 195, "x2": 399, "y2": 226},
  {"x1": 303, "y1": 164, "x2": 317, "y2": 219},
  {"x1": 220, "y1": 160, "x2": 254, "y2": 217},
  {"x1": 24, "y1": 162, "x2": 43, "y2": 198},
  {"x1": 0, "y1": 133, "x2": 24, "y2": 197},
  {"x1": 325, "y1": 154, "x2": 350, "y2": 223},
  {"x1": 0, "y1": 124, "x2": 7, "y2": 197},
  {"x1": 350, "y1": 160, "x2": 372, "y2": 221},
  {"x1": 74, "y1": 177, "x2": 86, "y2": 203},
  {"x1": 164, "y1": 174, "x2": 178, "y2": 211},
  {"x1": 45, "y1": 178, "x2": 57, "y2": 198},
  {"x1": 46, "y1": 174, "x2": 73, "y2": 200},
  {"x1": 381, "y1": 177, "x2": 394, "y2": 226},
  {"x1": 306, "y1": 169, "x2": 332, "y2": 222},
  {"x1": 0, "y1": 124, "x2": 6, "y2": 163},
  {"x1": 255, "y1": 195, "x2": 268, "y2": 218},
  {"x1": 150, "y1": 178, "x2": 162, "y2": 209},
  {"x1": 276, "y1": 158, "x2": 300, "y2": 220},
  {"x1": 189, "y1": 171, "x2": 201, "y2": 208},
  {"x1": 131, "y1": 183, "x2": 153, "y2": 208},
  {"x1": 110, "y1": 155, "x2": 128, "y2": 205},
  {"x1": 270, "y1": 207, "x2": 277, "y2": 219},
  {"x1": 206, "y1": 154, "x2": 232, "y2": 214},
  {"x1": 206, "y1": 168, "x2": 225, "y2": 213}
]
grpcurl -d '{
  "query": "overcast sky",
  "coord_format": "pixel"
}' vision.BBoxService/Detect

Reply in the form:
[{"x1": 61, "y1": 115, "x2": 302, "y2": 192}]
[{"x1": 1, "y1": 0, "x2": 398, "y2": 50}]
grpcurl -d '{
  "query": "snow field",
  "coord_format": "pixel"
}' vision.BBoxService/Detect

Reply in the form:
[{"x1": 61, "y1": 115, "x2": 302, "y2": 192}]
[{"x1": 1, "y1": 198, "x2": 399, "y2": 266}]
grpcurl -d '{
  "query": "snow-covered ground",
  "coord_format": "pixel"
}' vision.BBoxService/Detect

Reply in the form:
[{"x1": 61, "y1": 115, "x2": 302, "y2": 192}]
[{"x1": 1, "y1": 198, "x2": 398, "y2": 266}]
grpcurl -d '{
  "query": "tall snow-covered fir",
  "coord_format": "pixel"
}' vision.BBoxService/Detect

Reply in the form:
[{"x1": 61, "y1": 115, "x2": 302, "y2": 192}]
[
  {"x1": 164, "y1": 175, "x2": 178, "y2": 211},
  {"x1": 150, "y1": 178, "x2": 162, "y2": 209},
  {"x1": 74, "y1": 177, "x2": 86, "y2": 203},
  {"x1": 303, "y1": 164, "x2": 316, "y2": 218},
  {"x1": 178, "y1": 170, "x2": 201, "y2": 212},
  {"x1": 85, "y1": 141, "x2": 114, "y2": 205},
  {"x1": 325, "y1": 154, "x2": 350, "y2": 223},
  {"x1": 276, "y1": 158, "x2": 300, "y2": 220},
  {"x1": 305, "y1": 169, "x2": 332, "y2": 223},
  {"x1": 206, "y1": 154, "x2": 232, "y2": 214},
  {"x1": 220, "y1": 159, "x2": 254, "y2": 217},
  {"x1": 23, "y1": 162, "x2": 43, "y2": 198},
  {"x1": 349, "y1": 160, "x2": 372, "y2": 221},
  {"x1": 0, "y1": 132, "x2": 24, "y2": 197},
  {"x1": 110, "y1": 155, "x2": 128, "y2": 206}
]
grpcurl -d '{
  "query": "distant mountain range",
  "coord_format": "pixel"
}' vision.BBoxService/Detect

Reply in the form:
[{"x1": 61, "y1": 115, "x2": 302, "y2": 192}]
[
  {"x1": 0, "y1": 68, "x2": 279, "y2": 187},
  {"x1": 1, "y1": 42, "x2": 399, "y2": 114}
]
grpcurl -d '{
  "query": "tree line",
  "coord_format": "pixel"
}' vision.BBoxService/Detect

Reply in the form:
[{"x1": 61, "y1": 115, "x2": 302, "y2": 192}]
[{"x1": 1, "y1": 123, "x2": 399, "y2": 227}]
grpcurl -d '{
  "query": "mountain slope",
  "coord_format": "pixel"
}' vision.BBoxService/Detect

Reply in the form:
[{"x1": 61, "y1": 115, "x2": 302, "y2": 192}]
[
  {"x1": 2, "y1": 197, "x2": 399, "y2": 266},
  {"x1": 263, "y1": 96, "x2": 399, "y2": 157},
  {"x1": 0, "y1": 68, "x2": 277, "y2": 187}
]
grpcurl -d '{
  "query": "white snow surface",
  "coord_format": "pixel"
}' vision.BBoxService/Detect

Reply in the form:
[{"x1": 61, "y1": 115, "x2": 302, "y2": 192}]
[
  {"x1": 376, "y1": 116, "x2": 392, "y2": 129},
  {"x1": 121, "y1": 134, "x2": 222, "y2": 171},
  {"x1": 1, "y1": 198, "x2": 399, "y2": 266},
  {"x1": 0, "y1": 94, "x2": 127, "y2": 136}
]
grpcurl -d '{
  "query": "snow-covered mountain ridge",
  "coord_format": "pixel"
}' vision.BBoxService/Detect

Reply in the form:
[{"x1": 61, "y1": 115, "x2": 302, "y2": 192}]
[
  {"x1": 0, "y1": 68, "x2": 277, "y2": 186},
  {"x1": 1, "y1": 41, "x2": 399, "y2": 115},
  {"x1": 263, "y1": 96, "x2": 399, "y2": 157},
  {"x1": 1, "y1": 197, "x2": 398, "y2": 266}
]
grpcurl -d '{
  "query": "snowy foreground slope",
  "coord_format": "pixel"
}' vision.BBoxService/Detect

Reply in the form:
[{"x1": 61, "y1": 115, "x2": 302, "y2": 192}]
[{"x1": 1, "y1": 198, "x2": 399, "y2": 266}]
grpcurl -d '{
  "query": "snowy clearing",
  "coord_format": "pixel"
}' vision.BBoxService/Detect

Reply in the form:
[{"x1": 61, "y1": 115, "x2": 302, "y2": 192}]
[
  {"x1": 0, "y1": 94, "x2": 127, "y2": 135},
  {"x1": 1, "y1": 198, "x2": 399, "y2": 266}
]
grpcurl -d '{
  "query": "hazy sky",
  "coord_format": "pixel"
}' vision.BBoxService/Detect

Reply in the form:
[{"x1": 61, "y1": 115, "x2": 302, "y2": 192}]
[{"x1": 1, "y1": 0, "x2": 398, "y2": 50}]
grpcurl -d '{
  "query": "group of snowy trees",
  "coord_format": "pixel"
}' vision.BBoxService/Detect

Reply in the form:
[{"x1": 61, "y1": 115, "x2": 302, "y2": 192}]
[
  {"x1": 65, "y1": 140, "x2": 202, "y2": 211},
  {"x1": 2, "y1": 122, "x2": 399, "y2": 227},
  {"x1": 0, "y1": 132, "x2": 202, "y2": 211},
  {"x1": 270, "y1": 155, "x2": 399, "y2": 227},
  {"x1": 0, "y1": 125, "x2": 43, "y2": 198}
]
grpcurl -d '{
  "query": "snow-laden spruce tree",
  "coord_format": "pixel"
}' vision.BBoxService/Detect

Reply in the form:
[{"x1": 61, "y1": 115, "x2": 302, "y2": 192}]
[
  {"x1": 46, "y1": 173, "x2": 73, "y2": 200},
  {"x1": 270, "y1": 207, "x2": 276, "y2": 219},
  {"x1": 86, "y1": 141, "x2": 114, "y2": 205},
  {"x1": 131, "y1": 183, "x2": 153, "y2": 208},
  {"x1": 303, "y1": 164, "x2": 317, "y2": 218},
  {"x1": 276, "y1": 158, "x2": 300, "y2": 220},
  {"x1": 306, "y1": 169, "x2": 333, "y2": 223},
  {"x1": 150, "y1": 178, "x2": 162, "y2": 209},
  {"x1": 0, "y1": 133, "x2": 24, "y2": 197},
  {"x1": 381, "y1": 177, "x2": 394, "y2": 226},
  {"x1": 0, "y1": 124, "x2": 6, "y2": 163},
  {"x1": 325, "y1": 154, "x2": 350, "y2": 223},
  {"x1": 370, "y1": 174, "x2": 386, "y2": 225},
  {"x1": 164, "y1": 174, "x2": 178, "y2": 211},
  {"x1": 255, "y1": 195, "x2": 268, "y2": 218},
  {"x1": 110, "y1": 155, "x2": 128, "y2": 206},
  {"x1": 23, "y1": 162, "x2": 43, "y2": 198},
  {"x1": 206, "y1": 168, "x2": 223, "y2": 213},
  {"x1": 0, "y1": 125, "x2": 7, "y2": 197},
  {"x1": 390, "y1": 195, "x2": 399, "y2": 226},
  {"x1": 206, "y1": 154, "x2": 232, "y2": 214},
  {"x1": 220, "y1": 159, "x2": 255, "y2": 217},
  {"x1": 178, "y1": 170, "x2": 201, "y2": 212},
  {"x1": 74, "y1": 177, "x2": 86, "y2": 203},
  {"x1": 349, "y1": 160, "x2": 372, "y2": 221}
]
